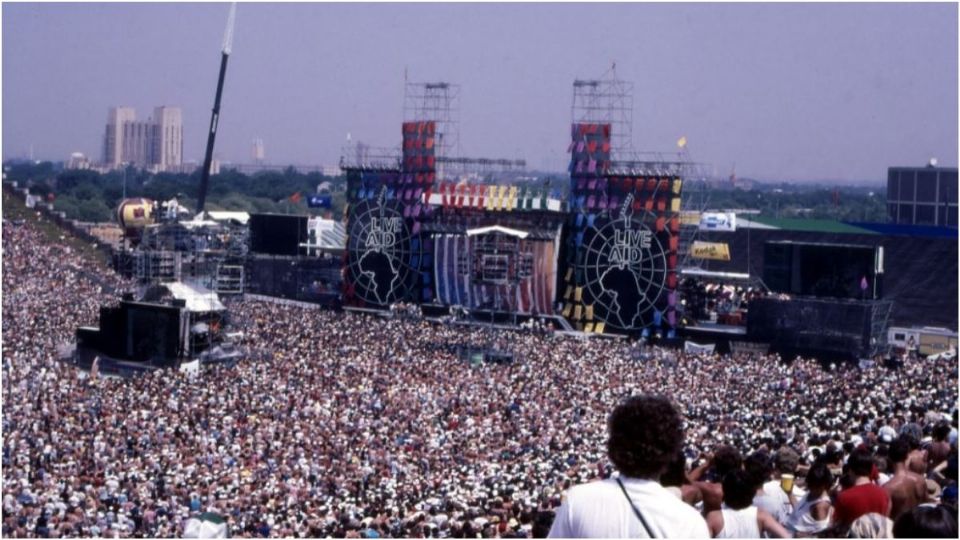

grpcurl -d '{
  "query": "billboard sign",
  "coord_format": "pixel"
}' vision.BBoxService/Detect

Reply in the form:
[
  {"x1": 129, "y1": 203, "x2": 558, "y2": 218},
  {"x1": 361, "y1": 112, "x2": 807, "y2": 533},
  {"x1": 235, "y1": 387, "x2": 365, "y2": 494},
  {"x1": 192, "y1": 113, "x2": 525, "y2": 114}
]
[
  {"x1": 699, "y1": 212, "x2": 736, "y2": 231},
  {"x1": 690, "y1": 241, "x2": 731, "y2": 261}
]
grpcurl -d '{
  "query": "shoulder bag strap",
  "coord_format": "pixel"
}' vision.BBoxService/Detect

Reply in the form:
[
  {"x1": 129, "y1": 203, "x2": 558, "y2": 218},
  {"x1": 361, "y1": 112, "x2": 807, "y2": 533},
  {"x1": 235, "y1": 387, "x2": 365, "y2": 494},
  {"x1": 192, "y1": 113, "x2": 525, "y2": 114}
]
[{"x1": 616, "y1": 477, "x2": 657, "y2": 538}]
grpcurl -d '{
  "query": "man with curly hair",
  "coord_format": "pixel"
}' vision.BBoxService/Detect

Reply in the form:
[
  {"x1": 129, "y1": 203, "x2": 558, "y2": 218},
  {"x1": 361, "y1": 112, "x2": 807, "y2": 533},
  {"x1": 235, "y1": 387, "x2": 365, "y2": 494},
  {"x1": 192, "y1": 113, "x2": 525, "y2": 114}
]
[{"x1": 548, "y1": 395, "x2": 710, "y2": 538}]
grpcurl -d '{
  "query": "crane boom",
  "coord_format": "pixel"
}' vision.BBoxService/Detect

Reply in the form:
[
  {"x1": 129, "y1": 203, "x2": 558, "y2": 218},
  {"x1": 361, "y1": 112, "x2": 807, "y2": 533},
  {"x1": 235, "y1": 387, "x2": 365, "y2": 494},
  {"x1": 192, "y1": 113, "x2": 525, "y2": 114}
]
[{"x1": 197, "y1": 2, "x2": 236, "y2": 215}]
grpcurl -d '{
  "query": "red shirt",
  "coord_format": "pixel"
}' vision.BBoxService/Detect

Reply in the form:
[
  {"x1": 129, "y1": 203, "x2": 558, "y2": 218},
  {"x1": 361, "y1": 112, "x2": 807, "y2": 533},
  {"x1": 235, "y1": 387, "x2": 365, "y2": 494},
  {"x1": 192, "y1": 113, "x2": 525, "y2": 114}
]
[{"x1": 834, "y1": 482, "x2": 891, "y2": 526}]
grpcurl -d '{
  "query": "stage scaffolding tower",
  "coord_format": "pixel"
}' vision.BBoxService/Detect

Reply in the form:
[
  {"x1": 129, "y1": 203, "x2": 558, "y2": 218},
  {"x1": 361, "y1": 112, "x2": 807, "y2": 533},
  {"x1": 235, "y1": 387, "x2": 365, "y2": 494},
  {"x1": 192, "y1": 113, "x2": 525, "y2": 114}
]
[
  {"x1": 571, "y1": 65, "x2": 633, "y2": 159},
  {"x1": 404, "y1": 80, "x2": 461, "y2": 179},
  {"x1": 677, "y1": 154, "x2": 711, "y2": 270}
]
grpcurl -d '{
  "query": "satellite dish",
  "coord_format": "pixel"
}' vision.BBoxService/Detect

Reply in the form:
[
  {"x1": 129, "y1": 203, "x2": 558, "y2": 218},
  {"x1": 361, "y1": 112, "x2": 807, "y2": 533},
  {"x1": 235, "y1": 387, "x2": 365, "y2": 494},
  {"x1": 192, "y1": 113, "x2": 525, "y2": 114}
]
[{"x1": 929, "y1": 157, "x2": 938, "y2": 167}]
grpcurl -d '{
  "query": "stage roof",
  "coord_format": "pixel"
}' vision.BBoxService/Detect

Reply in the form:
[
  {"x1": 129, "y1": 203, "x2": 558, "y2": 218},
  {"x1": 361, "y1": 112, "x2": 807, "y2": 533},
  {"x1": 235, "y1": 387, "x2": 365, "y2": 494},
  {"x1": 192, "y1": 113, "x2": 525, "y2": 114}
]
[
  {"x1": 844, "y1": 222, "x2": 958, "y2": 239},
  {"x1": 746, "y1": 217, "x2": 878, "y2": 234},
  {"x1": 164, "y1": 282, "x2": 226, "y2": 313},
  {"x1": 466, "y1": 225, "x2": 529, "y2": 239}
]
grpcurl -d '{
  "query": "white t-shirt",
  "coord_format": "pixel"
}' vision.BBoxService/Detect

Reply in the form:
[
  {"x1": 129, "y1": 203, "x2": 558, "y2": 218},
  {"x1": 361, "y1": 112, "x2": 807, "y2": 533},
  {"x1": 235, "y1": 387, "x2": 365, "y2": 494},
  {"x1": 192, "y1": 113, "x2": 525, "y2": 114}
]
[
  {"x1": 548, "y1": 476, "x2": 710, "y2": 538},
  {"x1": 760, "y1": 479, "x2": 805, "y2": 524}
]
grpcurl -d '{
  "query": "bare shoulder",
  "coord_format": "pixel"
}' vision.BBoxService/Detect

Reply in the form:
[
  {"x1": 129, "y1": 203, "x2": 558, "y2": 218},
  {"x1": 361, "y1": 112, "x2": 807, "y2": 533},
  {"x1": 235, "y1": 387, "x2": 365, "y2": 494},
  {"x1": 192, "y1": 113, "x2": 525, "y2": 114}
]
[{"x1": 705, "y1": 509, "x2": 724, "y2": 535}]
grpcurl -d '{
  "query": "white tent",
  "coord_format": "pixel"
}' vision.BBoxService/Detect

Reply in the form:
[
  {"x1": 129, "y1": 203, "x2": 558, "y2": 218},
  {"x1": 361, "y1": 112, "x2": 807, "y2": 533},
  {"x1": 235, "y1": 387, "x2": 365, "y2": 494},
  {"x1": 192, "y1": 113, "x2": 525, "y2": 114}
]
[
  {"x1": 163, "y1": 282, "x2": 226, "y2": 313},
  {"x1": 206, "y1": 211, "x2": 250, "y2": 225}
]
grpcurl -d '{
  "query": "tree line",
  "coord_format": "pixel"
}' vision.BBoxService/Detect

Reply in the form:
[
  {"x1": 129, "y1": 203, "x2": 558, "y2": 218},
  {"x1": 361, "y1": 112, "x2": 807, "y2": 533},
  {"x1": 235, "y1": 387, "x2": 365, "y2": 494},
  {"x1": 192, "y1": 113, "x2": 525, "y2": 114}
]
[
  {"x1": 2, "y1": 161, "x2": 887, "y2": 224},
  {"x1": 3, "y1": 162, "x2": 345, "y2": 223}
]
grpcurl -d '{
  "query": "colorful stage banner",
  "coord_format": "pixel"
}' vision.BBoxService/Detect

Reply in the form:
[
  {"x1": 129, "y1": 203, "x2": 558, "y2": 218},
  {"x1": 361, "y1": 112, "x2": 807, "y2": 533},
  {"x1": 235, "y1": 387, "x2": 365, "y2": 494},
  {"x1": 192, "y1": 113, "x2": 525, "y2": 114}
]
[{"x1": 433, "y1": 233, "x2": 558, "y2": 314}]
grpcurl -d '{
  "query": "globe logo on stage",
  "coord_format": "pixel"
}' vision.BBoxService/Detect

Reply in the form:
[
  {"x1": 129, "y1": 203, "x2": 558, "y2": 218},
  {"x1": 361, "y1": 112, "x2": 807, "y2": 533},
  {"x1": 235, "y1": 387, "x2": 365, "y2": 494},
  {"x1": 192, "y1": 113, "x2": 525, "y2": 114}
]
[
  {"x1": 347, "y1": 190, "x2": 418, "y2": 306},
  {"x1": 580, "y1": 200, "x2": 668, "y2": 330}
]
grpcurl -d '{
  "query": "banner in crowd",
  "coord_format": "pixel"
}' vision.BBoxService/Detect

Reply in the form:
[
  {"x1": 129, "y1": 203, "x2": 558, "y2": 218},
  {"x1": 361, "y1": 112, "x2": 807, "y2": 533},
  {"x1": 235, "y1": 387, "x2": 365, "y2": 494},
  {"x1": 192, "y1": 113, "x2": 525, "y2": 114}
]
[
  {"x1": 433, "y1": 233, "x2": 558, "y2": 314},
  {"x1": 684, "y1": 341, "x2": 715, "y2": 355},
  {"x1": 699, "y1": 212, "x2": 737, "y2": 231},
  {"x1": 690, "y1": 241, "x2": 731, "y2": 261},
  {"x1": 730, "y1": 341, "x2": 770, "y2": 355}
]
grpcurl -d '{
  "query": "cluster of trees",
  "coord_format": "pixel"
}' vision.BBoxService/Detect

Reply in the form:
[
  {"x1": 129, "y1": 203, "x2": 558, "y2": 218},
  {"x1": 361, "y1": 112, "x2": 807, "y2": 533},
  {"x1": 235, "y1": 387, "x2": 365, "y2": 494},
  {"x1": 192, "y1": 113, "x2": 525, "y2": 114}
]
[
  {"x1": 705, "y1": 182, "x2": 889, "y2": 222},
  {"x1": 3, "y1": 161, "x2": 887, "y2": 224},
  {"x1": 3, "y1": 162, "x2": 344, "y2": 223}
]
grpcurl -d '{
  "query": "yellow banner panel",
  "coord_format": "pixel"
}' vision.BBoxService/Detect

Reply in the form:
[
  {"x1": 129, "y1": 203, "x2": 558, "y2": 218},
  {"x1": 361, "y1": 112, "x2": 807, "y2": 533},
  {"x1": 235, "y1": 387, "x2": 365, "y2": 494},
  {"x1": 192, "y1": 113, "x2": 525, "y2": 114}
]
[
  {"x1": 680, "y1": 211, "x2": 701, "y2": 225},
  {"x1": 690, "y1": 241, "x2": 731, "y2": 261}
]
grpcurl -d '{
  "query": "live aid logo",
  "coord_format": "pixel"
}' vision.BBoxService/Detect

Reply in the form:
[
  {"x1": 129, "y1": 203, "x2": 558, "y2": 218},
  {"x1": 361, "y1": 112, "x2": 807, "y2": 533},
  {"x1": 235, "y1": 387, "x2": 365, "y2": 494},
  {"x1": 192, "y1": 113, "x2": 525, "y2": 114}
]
[
  {"x1": 365, "y1": 217, "x2": 403, "y2": 250},
  {"x1": 608, "y1": 228, "x2": 652, "y2": 266}
]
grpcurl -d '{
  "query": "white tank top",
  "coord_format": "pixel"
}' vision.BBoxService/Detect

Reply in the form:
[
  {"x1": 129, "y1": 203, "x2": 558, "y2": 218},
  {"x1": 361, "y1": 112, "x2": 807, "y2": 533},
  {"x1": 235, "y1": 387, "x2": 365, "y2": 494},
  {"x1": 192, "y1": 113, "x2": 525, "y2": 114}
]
[
  {"x1": 718, "y1": 505, "x2": 760, "y2": 538},
  {"x1": 787, "y1": 492, "x2": 832, "y2": 534}
]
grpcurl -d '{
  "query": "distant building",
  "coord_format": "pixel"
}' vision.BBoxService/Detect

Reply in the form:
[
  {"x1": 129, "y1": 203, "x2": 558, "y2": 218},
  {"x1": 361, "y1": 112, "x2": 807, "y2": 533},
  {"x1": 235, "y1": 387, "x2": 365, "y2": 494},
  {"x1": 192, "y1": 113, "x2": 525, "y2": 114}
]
[
  {"x1": 102, "y1": 106, "x2": 183, "y2": 172},
  {"x1": 887, "y1": 164, "x2": 958, "y2": 227},
  {"x1": 66, "y1": 152, "x2": 91, "y2": 170},
  {"x1": 103, "y1": 107, "x2": 136, "y2": 167},
  {"x1": 252, "y1": 138, "x2": 265, "y2": 163},
  {"x1": 151, "y1": 106, "x2": 184, "y2": 171}
]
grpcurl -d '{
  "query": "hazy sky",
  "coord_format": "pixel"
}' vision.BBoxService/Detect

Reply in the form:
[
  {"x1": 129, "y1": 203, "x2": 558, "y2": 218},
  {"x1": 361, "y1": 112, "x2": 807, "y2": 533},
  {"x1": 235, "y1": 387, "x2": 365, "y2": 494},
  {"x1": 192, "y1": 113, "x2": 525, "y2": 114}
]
[{"x1": 3, "y1": 2, "x2": 957, "y2": 181}]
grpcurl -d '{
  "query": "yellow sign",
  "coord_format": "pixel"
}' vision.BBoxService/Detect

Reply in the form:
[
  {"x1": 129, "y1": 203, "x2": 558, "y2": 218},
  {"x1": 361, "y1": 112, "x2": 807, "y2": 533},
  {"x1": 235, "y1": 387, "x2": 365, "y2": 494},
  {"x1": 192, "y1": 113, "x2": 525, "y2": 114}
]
[
  {"x1": 680, "y1": 211, "x2": 701, "y2": 225},
  {"x1": 690, "y1": 241, "x2": 731, "y2": 261}
]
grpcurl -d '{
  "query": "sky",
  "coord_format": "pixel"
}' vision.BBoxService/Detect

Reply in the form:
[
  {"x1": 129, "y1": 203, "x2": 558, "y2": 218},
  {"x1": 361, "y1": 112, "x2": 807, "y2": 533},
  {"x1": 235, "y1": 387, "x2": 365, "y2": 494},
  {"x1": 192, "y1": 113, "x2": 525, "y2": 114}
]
[{"x1": 2, "y1": 2, "x2": 957, "y2": 182}]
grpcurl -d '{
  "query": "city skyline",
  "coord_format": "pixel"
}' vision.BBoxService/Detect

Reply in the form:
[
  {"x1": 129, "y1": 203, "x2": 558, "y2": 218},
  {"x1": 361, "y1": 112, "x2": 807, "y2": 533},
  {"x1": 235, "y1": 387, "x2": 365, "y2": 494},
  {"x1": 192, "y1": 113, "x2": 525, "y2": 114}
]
[{"x1": 2, "y1": 2, "x2": 957, "y2": 181}]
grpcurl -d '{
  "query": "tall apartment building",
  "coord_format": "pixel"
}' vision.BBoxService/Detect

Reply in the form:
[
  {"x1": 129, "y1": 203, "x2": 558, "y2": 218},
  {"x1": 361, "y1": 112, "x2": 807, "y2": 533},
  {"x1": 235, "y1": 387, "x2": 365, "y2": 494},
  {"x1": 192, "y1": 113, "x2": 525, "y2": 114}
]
[
  {"x1": 103, "y1": 107, "x2": 136, "y2": 167},
  {"x1": 151, "y1": 106, "x2": 183, "y2": 170},
  {"x1": 887, "y1": 165, "x2": 958, "y2": 227},
  {"x1": 102, "y1": 106, "x2": 183, "y2": 171}
]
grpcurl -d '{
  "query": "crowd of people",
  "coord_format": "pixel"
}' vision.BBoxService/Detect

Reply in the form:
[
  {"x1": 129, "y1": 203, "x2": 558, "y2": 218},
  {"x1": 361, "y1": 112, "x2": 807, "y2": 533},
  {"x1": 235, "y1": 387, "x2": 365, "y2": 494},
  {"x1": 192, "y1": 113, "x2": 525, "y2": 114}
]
[{"x1": 2, "y1": 215, "x2": 957, "y2": 538}]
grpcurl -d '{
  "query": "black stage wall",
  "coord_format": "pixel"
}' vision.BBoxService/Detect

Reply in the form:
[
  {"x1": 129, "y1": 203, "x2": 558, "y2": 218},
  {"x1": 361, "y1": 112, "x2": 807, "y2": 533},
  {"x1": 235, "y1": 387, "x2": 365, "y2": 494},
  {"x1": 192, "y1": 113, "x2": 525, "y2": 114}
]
[
  {"x1": 700, "y1": 228, "x2": 958, "y2": 330},
  {"x1": 748, "y1": 297, "x2": 876, "y2": 360},
  {"x1": 246, "y1": 254, "x2": 343, "y2": 306},
  {"x1": 250, "y1": 214, "x2": 308, "y2": 256}
]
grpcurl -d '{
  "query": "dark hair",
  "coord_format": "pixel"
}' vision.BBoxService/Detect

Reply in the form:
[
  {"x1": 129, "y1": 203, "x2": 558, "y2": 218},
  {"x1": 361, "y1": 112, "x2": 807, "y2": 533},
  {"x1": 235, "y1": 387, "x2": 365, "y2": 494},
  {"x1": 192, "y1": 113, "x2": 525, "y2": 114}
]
[
  {"x1": 805, "y1": 463, "x2": 833, "y2": 491},
  {"x1": 713, "y1": 445, "x2": 744, "y2": 478},
  {"x1": 933, "y1": 422, "x2": 951, "y2": 442},
  {"x1": 660, "y1": 451, "x2": 689, "y2": 488},
  {"x1": 722, "y1": 469, "x2": 757, "y2": 510},
  {"x1": 892, "y1": 504, "x2": 958, "y2": 538},
  {"x1": 848, "y1": 447, "x2": 875, "y2": 477},
  {"x1": 889, "y1": 436, "x2": 911, "y2": 464},
  {"x1": 744, "y1": 451, "x2": 772, "y2": 488},
  {"x1": 607, "y1": 395, "x2": 683, "y2": 479},
  {"x1": 531, "y1": 510, "x2": 555, "y2": 539}
]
